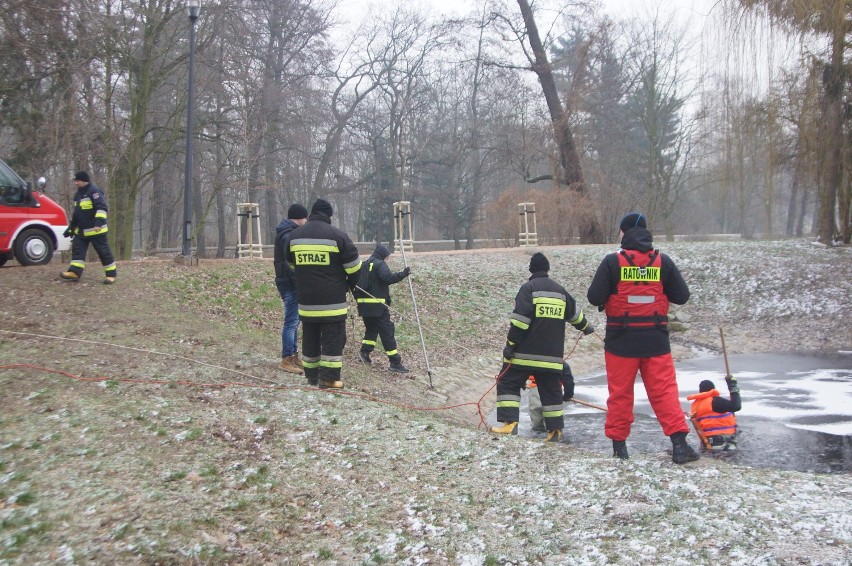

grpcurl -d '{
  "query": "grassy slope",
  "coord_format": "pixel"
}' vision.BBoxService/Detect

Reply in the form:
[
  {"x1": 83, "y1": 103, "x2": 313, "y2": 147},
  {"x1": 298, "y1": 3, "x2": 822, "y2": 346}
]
[{"x1": 0, "y1": 239, "x2": 850, "y2": 564}]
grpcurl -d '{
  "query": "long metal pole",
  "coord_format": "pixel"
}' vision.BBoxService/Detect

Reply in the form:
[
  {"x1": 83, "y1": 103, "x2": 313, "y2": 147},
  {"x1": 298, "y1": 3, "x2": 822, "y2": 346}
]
[
  {"x1": 398, "y1": 231, "x2": 433, "y2": 389},
  {"x1": 182, "y1": 9, "x2": 199, "y2": 258}
]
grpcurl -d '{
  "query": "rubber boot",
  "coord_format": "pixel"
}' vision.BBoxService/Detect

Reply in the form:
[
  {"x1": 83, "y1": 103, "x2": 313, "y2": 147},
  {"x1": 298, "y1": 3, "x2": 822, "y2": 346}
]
[
  {"x1": 490, "y1": 422, "x2": 518, "y2": 435},
  {"x1": 612, "y1": 440, "x2": 629, "y2": 460},
  {"x1": 389, "y1": 360, "x2": 410, "y2": 373},
  {"x1": 545, "y1": 429, "x2": 562, "y2": 443},
  {"x1": 671, "y1": 432, "x2": 700, "y2": 464},
  {"x1": 359, "y1": 351, "x2": 372, "y2": 365}
]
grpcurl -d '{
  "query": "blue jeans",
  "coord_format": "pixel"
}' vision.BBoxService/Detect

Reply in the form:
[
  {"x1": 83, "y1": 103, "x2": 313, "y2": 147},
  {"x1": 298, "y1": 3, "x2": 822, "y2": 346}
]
[{"x1": 280, "y1": 288, "x2": 299, "y2": 357}]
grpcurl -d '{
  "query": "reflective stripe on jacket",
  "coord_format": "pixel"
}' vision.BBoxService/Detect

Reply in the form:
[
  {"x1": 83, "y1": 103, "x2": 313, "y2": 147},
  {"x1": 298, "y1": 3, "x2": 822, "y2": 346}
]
[
  {"x1": 287, "y1": 212, "x2": 361, "y2": 322},
  {"x1": 505, "y1": 273, "x2": 588, "y2": 373},
  {"x1": 688, "y1": 389, "x2": 737, "y2": 437},
  {"x1": 70, "y1": 183, "x2": 109, "y2": 238}
]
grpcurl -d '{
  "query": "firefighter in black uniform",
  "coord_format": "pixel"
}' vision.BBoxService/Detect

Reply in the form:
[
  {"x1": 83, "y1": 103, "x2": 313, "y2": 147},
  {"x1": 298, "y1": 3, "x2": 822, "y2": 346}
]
[
  {"x1": 354, "y1": 243, "x2": 411, "y2": 373},
  {"x1": 60, "y1": 171, "x2": 117, "y2": 284},
  {"x1": 492, "y1": 252, "x2": 594, "y2": 443},
  {"x1": 287, "y1": 199, "x2": 361, "y2": 388}
]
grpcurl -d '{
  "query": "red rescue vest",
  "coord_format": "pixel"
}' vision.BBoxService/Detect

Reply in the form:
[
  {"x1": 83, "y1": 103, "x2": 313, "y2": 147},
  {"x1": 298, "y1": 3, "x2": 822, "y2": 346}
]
[
  {"x1": 604, "y1": 249, "x2": 668, "y2": 328},
  {"x1": 687, "y1": 390, "x2": 737, "y2": 437}
]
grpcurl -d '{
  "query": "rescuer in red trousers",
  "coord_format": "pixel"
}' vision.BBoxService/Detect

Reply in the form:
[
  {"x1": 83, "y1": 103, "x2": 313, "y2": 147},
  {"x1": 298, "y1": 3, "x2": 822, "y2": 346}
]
[{"x1": 586, "y1": 213, "x2": 699, "y2": 464}]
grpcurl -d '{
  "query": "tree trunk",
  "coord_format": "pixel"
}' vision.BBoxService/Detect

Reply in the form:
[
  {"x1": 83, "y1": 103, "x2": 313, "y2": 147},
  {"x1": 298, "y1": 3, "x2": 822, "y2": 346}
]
[
  {"x1": 515, "y1": 0, "x2": 603, "y2": 243},
  {"x1": 817, "y1": 30, "x2": 844, "y2": 245}
]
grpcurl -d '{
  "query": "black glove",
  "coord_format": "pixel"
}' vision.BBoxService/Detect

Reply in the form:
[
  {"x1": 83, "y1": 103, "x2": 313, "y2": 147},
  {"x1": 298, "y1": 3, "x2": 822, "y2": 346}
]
[
  {"x1": 63, "y1": 227, "x2": 74, "y2": 238},
  {"x1": 502, "y1": 346, "x2": 514, "y2": 361},
  {"x1": 725, "y1": 376, "x2": 739, "y2": 394},
  {"x1": 582, "y1": 322, "x2": 595, "y2": 335},
  {"x1": 401, "y1": 266, "x2": 411, "y2": 277}
]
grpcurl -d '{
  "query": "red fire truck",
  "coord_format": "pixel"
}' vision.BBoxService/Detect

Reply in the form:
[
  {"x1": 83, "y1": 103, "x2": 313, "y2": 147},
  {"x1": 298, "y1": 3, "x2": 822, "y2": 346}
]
[{"x1": 0, "y1": 159, "x2": 71, "y2": 266}]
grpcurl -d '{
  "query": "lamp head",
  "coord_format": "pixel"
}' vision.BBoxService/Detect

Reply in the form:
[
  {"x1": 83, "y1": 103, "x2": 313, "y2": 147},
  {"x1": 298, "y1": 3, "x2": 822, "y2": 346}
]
[{"x1": 187, "y1": 0, "x2": 200, "y2": 19}]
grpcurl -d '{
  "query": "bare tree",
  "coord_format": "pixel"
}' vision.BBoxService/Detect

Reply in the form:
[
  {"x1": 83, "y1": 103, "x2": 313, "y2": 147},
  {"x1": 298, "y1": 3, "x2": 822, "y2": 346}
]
[{"x1": 492, "y1": 0, "x2": 604, "y2": 243}]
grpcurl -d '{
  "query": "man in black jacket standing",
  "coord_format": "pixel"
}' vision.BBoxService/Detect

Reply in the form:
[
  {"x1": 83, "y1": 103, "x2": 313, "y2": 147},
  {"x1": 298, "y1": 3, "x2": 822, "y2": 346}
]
[
  {"x1": 354, "y1": 243, "x2": 411, "y2": 373},
  {"x1": 492, "y1": 252, "x2": 593, "y2": 443},
  {"x1": 60, "y1": 171, "x2": 117, "y2": 284},
  {"x1": 587, "y1": 212, "x2": 699, "y2": 464},
  {"x1": 274, "y1": 203, "x2": 308, "y2": 374},
  {"x1": 287, "y1": 199, "x2": 361, "y2": 389}
]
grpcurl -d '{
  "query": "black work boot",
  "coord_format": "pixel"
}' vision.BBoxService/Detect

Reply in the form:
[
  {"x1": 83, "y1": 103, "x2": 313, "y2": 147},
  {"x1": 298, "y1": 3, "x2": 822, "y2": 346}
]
[
  {"x1": 388, "y1": 360, "x2": 410, "y2": 373},
  {"x1": 358, "y1": 351, "x2": 372, "y2": 365},
  {"x1": 670, "y1": 432, "x2": 700, "y2": 464},
  {"x1": 612, "y1": 440, "x2": 629, "y2": 460}
]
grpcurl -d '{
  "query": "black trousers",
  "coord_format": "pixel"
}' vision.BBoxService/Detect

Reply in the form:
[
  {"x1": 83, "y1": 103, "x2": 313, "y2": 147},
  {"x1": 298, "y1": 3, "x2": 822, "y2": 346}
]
[
  {"x1": 496, "y1": 367, "x2": 564, "y2": 431},
  {"x1": 301, "y1": 319, "x2": 346, "y2": 384},
  {"x1": 68, "y1": 234, "x2": 116, "y2": 277},
  {"x1": 360, "y1": 311, "x2": 401, "y2": 362}
]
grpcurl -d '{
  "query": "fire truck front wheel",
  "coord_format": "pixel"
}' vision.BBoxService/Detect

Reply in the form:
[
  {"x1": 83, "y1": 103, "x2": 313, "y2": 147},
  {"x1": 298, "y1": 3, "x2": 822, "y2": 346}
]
[{"x1": 14, "y1": 228, "x2": 55, "y2": 266}]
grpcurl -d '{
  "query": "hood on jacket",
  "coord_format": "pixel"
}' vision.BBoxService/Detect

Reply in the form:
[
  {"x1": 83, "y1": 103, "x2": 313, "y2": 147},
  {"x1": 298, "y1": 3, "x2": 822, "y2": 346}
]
[
  {"x1": 371, "y1": 244, "x2": 391, "y2": 260},
  {"x1": 620, "y1": 227, "x2": 654, "y2": 252},
  {"x1": 276, "y1": 218, "x2": 298, "y2": 236}
]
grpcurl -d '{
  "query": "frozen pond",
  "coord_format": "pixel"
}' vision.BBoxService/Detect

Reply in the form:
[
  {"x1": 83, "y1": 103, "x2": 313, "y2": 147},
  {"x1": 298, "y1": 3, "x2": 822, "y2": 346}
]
[{"x1": 500, "y1": 352, "x2": 852, "y2": 474}]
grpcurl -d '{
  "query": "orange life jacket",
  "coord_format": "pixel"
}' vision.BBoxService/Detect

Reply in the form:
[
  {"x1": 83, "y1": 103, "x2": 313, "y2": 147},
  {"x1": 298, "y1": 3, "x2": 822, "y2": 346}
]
[
  {"x1": 604, "y1": 249, "x2": 668, "y2": 328},
  {"x1": 688, "y1": 390, "x2": 737, "y2": 437}
]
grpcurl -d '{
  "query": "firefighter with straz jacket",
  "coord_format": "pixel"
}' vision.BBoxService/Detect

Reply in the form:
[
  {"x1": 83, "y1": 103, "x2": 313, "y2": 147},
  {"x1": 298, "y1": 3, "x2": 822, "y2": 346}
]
[
  {"x1": 287, "y1": 199, "x2": 361, "y2": 389},
  {"x1": 492, "y1": 252, "x2": 593, "y2": 443}
]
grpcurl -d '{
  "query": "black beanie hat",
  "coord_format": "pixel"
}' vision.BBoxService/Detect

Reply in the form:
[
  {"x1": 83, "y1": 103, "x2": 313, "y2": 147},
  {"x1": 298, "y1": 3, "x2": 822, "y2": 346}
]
[
  {"x1": 374, "y1": 244, "x2": 390, "y2": 259},
  {"x1": 287, "y1": 203, "x2": 308, "y2": 220},
  {"x1": 619, "y1": 212, "x2": 647, "y2": 233},
  {"x1": 529, "y1": 252, "x2": 550, "y2": 273},
  {"x1": 699, "y1": 380, "x2": 715, "y2": 393},
  {"x1": 73, "y1": 171, "x2": 90, "y2": 183},
  {"x1": 311, "y1": 198, "x2": 333, "y2": 217}
]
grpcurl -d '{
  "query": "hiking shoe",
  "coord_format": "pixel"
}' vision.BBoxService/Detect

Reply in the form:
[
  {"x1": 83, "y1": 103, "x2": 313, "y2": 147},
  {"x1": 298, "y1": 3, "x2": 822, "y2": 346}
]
[
  {"x1": 279, "y1": 356, "x2": 304, "y2": 375},
  {"x1": 358, "y1": 351, "x2": 372, "y2": 365},
  {"x1": 60, "y1": 271, "x2": 80, "y2": 281},
  {"x1": 318, "y1": 379, "x2": 344, "y2": 389},
  {"x1": 388, "y1": 361, "x2": 410, "y2": 374},
  {"x1": 545, "y1": 429, "x2": 562, "y2": 443},
  {"x1": 103, "y1": 276, "x2": 116, "y2": 285},
  {"x1": 490, "y1": 422, "x2": 519, "y2": 435},
  {"x1": 612, "y1": 440, "x2": 629, "y2": 460},
  {"x1": 671, "y1": 432, "x2": 700, "y2": 464}
]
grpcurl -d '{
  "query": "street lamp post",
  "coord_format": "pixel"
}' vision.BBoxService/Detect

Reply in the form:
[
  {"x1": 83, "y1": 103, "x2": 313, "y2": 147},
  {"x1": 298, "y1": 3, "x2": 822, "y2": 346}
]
[{"x1": 182, "y1": 0, "x2": 200, "y2": 259}]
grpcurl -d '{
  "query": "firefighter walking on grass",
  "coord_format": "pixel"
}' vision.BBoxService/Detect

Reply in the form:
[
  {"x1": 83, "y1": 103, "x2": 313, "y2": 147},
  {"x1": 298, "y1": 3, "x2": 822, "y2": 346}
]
[
  {"x1": 287, "y1": 199, "x2": 361, "y2": 389},
  {"x1": 60, "y1": 171, "x2": 117, "y2": 284},
  {"x1": 492, "y1": 252, "x2": 593, "y2": 443}
]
